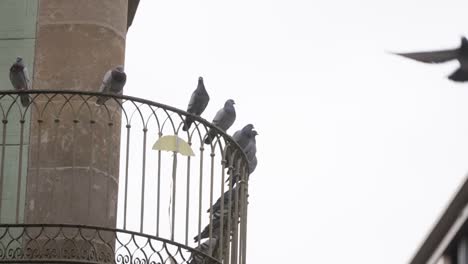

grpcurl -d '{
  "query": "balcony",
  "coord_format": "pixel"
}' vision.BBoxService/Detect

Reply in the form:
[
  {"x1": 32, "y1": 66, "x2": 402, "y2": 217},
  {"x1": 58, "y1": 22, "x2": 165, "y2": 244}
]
[{"x1": 0, "y1": 90, "x2": 250, "y2": 264}]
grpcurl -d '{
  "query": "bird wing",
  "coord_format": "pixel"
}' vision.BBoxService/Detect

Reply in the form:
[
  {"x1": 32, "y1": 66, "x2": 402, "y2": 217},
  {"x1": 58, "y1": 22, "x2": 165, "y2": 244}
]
[
  {"x1": 186, "y1": 91, "x2": 200, "y2": 113},
  {"x1": 99, "y1": 70, "x2": 112, "y2": 93},
  {"x1": 9, "y1": 66, "x2": 28, "y2": 90},
  {"x1": 393, "y1": 49, "x2": 459, "y2": 63},
  {"x1": 187, "y1": 92, "x2": 209, "y2": 115},
  {"x1": 249, "y1": 156, "x2": 257, "y2": 173},
  {"x1": 211, "y1": 108, "x2": 226, "y2": 126},
  {"x1": 244, "y1": 139, "x2": 257, "y2": 161},
  {"x1": 23, "y1": 66, "x2": 31, "y2": 90}
]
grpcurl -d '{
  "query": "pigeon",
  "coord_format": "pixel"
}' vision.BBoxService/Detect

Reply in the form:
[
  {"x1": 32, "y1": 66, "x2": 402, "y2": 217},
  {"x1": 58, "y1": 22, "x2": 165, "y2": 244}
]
[
  {"x1": 248, "y1": 155, "x2": 257, "y2": 174},
  {"x1": 225, "y1": 124, "x2": 254, "y2": 161},
  {"x1": 232, "y1": 124, "x2": 254, "y2": 150},
  {"x1": 226, "y1": 129, "x2": 257, "y2": 185},
  {"x1": 9, "y1": 57, "x2": 31, "y2": 107},
  {"x1": 244, "y1": 130, "x2": 258, "y2": 162},
  {"x1": 188, "y1": 238, "x2": 218, "y2": 264},
  {"x1": 194, "y1": 218, "x2": 223, "y2": 243},
  {"x1": 393, "y1": 36, "x2": 468, "y2": 82},
  {"x1": 96, "y1": 65, "x2": 126, "y2": 105},
  {"x1": 204, "y1": 99, "x2": 236, "y2": 144},
  {"x1": 183, "y1": 77, "x2": 210, "y2": 131},
  {"x1": 207, "y1": 186, "x2": 238, "y2": 214}
]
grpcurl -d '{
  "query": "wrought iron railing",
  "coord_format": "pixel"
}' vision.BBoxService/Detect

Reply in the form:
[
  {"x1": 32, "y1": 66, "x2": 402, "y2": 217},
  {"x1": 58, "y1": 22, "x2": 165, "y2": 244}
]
[
  {"x1": 0, "y1": 90, "x2": 250, "y2": 264},
  {"x1": 0, "y1": 224, "x2": 220, "y2": 264}
]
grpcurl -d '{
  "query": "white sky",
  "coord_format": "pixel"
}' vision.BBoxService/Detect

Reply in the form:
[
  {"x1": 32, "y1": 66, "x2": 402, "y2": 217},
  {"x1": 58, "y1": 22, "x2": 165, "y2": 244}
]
[{"x1": 124, "y1": 0, "x2": 468, "y2": 263}]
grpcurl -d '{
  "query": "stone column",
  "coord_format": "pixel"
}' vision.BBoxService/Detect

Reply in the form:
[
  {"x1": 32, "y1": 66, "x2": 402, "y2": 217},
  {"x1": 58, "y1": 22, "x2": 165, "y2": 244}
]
[{"x1": 25, "y1": 0, "x2": 128, "y2": 228}]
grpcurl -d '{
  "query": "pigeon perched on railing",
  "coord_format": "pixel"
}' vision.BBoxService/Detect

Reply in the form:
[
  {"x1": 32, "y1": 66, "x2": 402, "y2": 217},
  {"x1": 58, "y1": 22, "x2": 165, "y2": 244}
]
[
  {"x1": 232, "y1": 124, "x2": 254, "y2": 150},
  {"x1": 207, "y1": 186, "x2": 238, "y2": 214},
  {"x1": 249, "y1": 155, "x2": 257, "y2": 174},
  {"x1": 226, "y1": 129, "x2": 258, "y2": 184},
  {"x1": 183, "y1": 77, "x2": 210, "y2": 131},
  {"x1": 194, "y1": 218, "x2": 224, "y2": 243},
  {"x1": 224, "y1": 124, "x2": 255, "y2": 165},
  {"x1": 244, "y1": 130, "x2": 258, "y2": 162},
  {"x1": 9, "y1": 57, "x2": 31, "y2": 107},
  {"x1": 96, "y1": 65, "x2": 126, "y2": 105},
  {"x1": 393, "y1": 36, "x2": 468, "y2": 82},
  {"x1": 204, "y1": 99, "x2": 236, "y2": 144},
  {"x1": 188, "y1": 238, "x2": 218, "y2": 264}
]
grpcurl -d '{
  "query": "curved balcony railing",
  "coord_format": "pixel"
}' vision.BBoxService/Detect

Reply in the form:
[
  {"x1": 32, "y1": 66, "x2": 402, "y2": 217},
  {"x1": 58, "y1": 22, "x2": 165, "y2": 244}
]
[{"x1": 0, "y1": 90, "x2": 250, "y2": 264}]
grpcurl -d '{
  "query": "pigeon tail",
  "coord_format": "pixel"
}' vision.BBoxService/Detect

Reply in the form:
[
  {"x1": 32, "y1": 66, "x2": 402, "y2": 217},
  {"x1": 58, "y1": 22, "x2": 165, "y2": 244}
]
[
  {"x1": 203, "y1": 129, "x2": 217, "y2": 144},
  {"x1": 19, "y1": 94, "x2": 30, "y2": 107},
  {"x1": 448, "y1": 68, "x2": 468, "y2": 82},
  {"x1": 183, "y1": 117, "x2": 194, "y2": 131},
  {"x1": 193, "y1": 234, "x2": 202, "y2": 243},
  {"x1": 96, "y1": 96, "x2": 109, "y2": 105}
]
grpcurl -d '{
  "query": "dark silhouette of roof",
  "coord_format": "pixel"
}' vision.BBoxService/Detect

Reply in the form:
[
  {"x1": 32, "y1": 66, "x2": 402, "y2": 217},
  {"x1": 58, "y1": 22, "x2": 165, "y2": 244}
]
[
  {"x1": 128, "y1": 0, "x2": 140, "y2": 29},
  {"x1": 411, "y1": 175, "x2": 468, "y2": 264}
]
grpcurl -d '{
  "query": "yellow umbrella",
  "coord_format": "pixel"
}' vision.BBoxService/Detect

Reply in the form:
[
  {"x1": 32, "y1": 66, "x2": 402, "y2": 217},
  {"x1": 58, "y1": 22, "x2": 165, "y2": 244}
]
[{"x1": 152, "y1": 135, "x2": 195, "y2": 157}]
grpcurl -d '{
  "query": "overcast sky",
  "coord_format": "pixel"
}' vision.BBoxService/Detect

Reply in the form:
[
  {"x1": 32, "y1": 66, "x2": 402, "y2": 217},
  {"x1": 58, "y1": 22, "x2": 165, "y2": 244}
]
[{"x1": 124, "y1": 0, "x2": 468, "y2": 263}]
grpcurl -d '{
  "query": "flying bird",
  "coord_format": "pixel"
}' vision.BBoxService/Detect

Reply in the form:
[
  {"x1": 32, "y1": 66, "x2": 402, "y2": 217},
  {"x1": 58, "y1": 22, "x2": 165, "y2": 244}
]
[
  {"x1": 9, "y1": 57, "x2": 31, "y2": 107},
  {"x1": 204, "y1": 99, "x2": 236, "y2": 144},
  {"x1": 393, "y1": 36, "x2": 468, "y2": 82},
  {"x1": 96, "y1": 65, "x2": 126, "y2": 105},
  {"x1": 183, "y1": 77, "x2": 210, "y2": 131}
]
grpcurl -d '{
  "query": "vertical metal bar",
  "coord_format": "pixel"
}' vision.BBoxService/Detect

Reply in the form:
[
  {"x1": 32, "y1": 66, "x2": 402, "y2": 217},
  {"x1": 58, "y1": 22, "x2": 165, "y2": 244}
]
[
  {"x1": 70, "y1": 119, "x2": 78, "y2": 216},
  {"x1": 241, "y1": 169, "x2": 249, "y2": 264},
  {"x1": 218, "y1": 158, "x2": 227, "y2": 259},
  {"x1": 140, "y1": 128, "x2": 148, "y2": 233},
  {"x1": 123, "y1": 124, "x2": 131, "y2": 230},
  {"x1": 208, "y1": 152, "x2": 215, "y2": 252},
  {"x1": 156, "y1": 145, "x2": 162, "y2": 236},
  {"x1": 231, "y1": 166, "x2": 240, "y2": 264},
  {"x1": 35, "y1": 120, "x2": 42, "y2": 219},
  {"x1": 197, "y1": 147, "x2": 204, "y2": 246},
  {"x1": 224, "y1": 161, "x2": 234, "y2": 264},
  {"x1": 171, "y1": 152, "x2": 177, "y2": 241},
  {"x1": 50, "y1": 118, "x2": 59, "y2": 219},
  {"x1": 243, "y1": 196, "x2": 249, "y2": 264},
  {"x1": 458, "y1": 236, "x2": 468, "y2": 264},
  {"x1": 0, "y1": 119, "x2": 8, "y2": 220},
  {"x1": 15, "y1": 120, "x2": 25, "y2": 223},
  {"x1": 240, "y1": 167, "x2": 248, "y2": 264},
  {"x1": 238, "y1": 171, "x2": 244, "y2": 264},
  {"x1": 185, "y1": 154, "x2": 191, "y2": 246},
  {"x1": 87, "y1": 119, "x2": 95, "y2": 222},
  {"x1": 104, "y1": 122, "x2": 112, "y2": 223}
]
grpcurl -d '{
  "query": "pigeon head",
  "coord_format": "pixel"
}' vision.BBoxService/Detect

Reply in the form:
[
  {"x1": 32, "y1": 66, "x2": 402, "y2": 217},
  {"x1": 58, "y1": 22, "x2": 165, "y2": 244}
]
[
  {"x1": 198, "y1": 76, "x2": 204, "y2": 82},
  {"x1": 114, "y1": 65, "x2": 125, "y2": 72},
  {"x1": 14, "y1": 57, "x2": 25, "y2": 67},
  {"x1": 225, "y1": 99, "x2": 235, "y2": 106},
  {"x1": 242, "y1": 124, "x2": 254, "y2": 133},
  {"x1": 251, "y1": 130, "x2": 259, "y2": 137}
]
